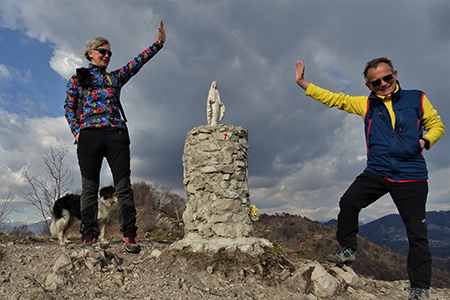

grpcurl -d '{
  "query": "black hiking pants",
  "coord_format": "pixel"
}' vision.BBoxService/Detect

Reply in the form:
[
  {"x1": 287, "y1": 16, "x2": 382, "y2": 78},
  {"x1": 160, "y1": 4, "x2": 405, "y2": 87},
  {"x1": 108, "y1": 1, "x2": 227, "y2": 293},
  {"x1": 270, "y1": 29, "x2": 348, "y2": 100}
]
[
  {"x1": 337, "y1": 171, "x2": 431, "y2": 289},
  {"x1": 77, "y1": 128, "x2": 137, "y2": 241}
]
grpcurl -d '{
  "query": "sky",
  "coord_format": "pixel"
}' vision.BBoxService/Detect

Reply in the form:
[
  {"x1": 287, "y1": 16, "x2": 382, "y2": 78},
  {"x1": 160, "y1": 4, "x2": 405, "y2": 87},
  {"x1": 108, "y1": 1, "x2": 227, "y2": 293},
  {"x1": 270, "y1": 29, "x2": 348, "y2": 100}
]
[{"x1": 0, "y1": 0, "x2": 448, "y2": 225}]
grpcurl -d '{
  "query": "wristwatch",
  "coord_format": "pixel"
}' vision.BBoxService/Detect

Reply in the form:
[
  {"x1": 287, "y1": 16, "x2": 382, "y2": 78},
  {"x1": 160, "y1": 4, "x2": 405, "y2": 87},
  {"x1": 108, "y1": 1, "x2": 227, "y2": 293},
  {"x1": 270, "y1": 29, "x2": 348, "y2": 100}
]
[{"x1": 420, "y1": 138, "x2": 430, "y2": 149}]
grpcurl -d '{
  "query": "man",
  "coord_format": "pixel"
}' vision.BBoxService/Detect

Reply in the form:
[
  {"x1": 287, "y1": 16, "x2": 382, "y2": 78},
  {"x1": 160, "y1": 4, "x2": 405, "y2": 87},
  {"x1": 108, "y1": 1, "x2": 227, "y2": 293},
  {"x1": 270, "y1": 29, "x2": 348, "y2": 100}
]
[{"x1": 294, "y1": 57, "x2": 445, "y2": 300}]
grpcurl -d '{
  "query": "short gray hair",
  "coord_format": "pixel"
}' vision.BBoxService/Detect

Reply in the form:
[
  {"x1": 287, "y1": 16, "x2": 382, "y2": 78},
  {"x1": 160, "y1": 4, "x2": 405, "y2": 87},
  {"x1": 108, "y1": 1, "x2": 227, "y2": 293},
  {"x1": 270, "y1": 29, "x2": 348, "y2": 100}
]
[
  {"x1": 84, "y1": 37, "x2": 110, "y2": 61},
  {"x1": 363, "y1": 57, "x2": 395, "y2": 83}
]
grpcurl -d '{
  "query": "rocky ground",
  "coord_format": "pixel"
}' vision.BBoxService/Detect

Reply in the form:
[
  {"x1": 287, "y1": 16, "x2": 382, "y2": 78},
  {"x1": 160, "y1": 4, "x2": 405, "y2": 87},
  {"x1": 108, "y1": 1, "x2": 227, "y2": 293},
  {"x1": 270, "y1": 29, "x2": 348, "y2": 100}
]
[{"x1": 1, "y1": 236, "x2": 450, "y2": 300}]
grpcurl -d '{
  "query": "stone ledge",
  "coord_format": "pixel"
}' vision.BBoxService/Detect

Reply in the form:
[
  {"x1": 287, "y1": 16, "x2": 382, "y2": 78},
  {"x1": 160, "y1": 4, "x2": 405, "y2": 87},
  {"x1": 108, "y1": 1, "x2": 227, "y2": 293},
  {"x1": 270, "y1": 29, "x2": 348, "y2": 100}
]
[{"x1": 170, "y1": 237, "x2": 272, "y2": 255}]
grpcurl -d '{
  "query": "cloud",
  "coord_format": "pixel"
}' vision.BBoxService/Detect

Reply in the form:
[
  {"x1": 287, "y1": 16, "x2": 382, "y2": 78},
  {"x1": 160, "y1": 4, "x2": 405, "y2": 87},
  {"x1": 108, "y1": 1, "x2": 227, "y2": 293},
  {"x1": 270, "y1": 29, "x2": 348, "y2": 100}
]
[
  {"x1": 0, "y1": 64, "x2": 11, "y2": 80},
  {"x1": 0, "y1": 107, "x2": 77, "y2": 208},
  {"x1": 0, "y1": 64, "x2": 31, "y2": 83},
  {"x1": 50, "y1": 47, "x2": 84, "y2": 80}
]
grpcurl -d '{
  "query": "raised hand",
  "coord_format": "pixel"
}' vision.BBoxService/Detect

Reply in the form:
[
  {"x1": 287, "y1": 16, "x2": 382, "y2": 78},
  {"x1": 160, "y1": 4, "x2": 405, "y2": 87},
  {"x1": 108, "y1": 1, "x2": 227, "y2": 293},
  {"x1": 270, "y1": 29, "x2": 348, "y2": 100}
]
[{"x1": 158, "y1": 20, "x2": 166, "y2": 45}]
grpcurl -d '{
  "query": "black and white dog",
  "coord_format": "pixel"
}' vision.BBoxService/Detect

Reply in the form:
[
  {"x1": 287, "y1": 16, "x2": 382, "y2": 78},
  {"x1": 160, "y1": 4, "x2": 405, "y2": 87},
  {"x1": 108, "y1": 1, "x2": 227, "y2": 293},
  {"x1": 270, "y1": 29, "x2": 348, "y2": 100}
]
[{"x1": 50, "y1": 186, "x2": 118, "y2": 245}]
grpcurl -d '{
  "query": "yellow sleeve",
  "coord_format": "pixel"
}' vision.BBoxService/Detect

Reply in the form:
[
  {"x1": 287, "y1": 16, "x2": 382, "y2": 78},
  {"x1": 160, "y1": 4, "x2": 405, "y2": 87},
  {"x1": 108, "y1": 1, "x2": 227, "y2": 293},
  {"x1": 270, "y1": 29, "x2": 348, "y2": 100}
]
[
  {"x1": 305, "y1": 83, "x2": 368, "y2": 118},
  {"x1": 422, "y1": 95, "x2": 445, "y2": 149}
]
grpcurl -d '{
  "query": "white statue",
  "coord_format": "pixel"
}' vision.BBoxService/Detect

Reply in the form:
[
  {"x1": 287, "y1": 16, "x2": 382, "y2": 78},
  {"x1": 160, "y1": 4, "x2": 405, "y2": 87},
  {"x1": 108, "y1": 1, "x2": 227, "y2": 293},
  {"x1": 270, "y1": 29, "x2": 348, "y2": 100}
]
[{"x1": 207, "y1": 81, "x2": 225, "y2": 126}]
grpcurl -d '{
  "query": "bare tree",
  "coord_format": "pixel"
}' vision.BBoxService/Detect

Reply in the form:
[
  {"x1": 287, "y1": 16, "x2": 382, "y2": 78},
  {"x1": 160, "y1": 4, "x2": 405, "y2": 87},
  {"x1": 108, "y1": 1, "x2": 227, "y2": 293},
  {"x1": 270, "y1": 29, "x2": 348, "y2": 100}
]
[
  {"x1": 157, "y1": 185, "x2": 175, "y2": 210},
  {"x1": 165, "y1": 194, "x2": 186, "y2": 221},
  {"x1": 144, "y1": 183, "x2": 186, "y2": 220},
  {"x1": 133, "y1": 181, "x2": 157, "y2": 212},
  {"x1": 21, "y1": 145, "x2": 74, "y2": 234},
  {"x1": 0, "y1": 185, "x2": 16, "y2": 229}
]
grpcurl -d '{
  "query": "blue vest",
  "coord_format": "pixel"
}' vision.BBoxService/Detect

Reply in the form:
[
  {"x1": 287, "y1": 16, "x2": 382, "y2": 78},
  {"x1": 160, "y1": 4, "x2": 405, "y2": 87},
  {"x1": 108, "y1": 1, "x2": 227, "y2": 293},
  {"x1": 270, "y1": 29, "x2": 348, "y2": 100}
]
[{"x1": 364, "y1": 83, "x2": 427, "y2": 182}]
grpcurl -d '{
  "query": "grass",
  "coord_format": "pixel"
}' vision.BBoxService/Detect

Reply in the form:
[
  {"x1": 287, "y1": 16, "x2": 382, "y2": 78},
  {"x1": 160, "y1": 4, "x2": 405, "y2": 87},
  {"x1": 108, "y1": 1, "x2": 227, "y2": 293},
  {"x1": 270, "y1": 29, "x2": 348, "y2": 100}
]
[
  {"x1": 145, "y1": 228, "x2": 179, "y2": 243},
  {"x1": 206, "y1": 252, "x2": 230, "y2": 266},
  {"x1": 261, "y1": 241, "x2": 287, "y2": 256}
]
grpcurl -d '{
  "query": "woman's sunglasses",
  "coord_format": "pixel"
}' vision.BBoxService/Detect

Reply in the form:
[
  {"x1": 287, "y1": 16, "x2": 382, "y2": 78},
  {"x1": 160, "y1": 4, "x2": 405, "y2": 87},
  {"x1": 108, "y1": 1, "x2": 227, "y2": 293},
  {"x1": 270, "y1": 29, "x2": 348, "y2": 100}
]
[
  {"x1": 370, "y1": 73, "x2": 394, "y2": 87},
  {"x1": 93, "y1": 48, "x2": 113, "y2": 57}
]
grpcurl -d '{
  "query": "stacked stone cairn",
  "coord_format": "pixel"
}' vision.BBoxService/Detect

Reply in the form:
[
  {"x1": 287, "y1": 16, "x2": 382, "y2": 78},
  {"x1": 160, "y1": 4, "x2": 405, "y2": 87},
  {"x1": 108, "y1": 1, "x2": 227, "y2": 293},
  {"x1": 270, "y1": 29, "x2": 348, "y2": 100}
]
[{"x1": 171, "y1": 124, "x2": 271, "y2": 254}]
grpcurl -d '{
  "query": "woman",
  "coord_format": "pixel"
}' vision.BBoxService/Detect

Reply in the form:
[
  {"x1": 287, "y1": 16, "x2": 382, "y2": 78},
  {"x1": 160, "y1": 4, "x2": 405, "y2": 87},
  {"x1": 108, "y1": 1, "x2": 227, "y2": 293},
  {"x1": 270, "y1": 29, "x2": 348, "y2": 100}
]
[{"x1": 64, "y1": 20, "x2": 166, "y2": 253}]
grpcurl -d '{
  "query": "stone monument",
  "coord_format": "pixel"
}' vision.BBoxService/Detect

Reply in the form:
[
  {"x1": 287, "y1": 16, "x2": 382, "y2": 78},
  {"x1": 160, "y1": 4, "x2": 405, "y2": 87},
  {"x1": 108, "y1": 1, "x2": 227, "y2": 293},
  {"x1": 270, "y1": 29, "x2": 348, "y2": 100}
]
[{"x1": 171, "y1": 83, "x2": 270, "y2": 255}]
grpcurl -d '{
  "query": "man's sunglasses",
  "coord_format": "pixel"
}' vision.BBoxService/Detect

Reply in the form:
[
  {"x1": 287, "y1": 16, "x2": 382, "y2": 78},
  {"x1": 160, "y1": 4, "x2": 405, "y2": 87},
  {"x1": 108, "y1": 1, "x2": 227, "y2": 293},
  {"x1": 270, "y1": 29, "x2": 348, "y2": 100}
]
[
  {"x1": 370, "y1": 73, "x2": 394, "y2": 87},
  {"x1": 93, "y1": 48, "x2": 113, "y2": 57}
]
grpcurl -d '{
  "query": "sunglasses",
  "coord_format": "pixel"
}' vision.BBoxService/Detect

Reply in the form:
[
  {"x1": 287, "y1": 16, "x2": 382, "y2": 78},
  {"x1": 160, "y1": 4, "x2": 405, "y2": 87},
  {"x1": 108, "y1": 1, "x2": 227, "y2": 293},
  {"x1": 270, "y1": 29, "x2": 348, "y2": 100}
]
[
  {"x1": 370, "y1": 73, "x2": 394, "y2": 87},
  {"x1": 93, "y1": 48, "x2": 113, "y2": 57}
]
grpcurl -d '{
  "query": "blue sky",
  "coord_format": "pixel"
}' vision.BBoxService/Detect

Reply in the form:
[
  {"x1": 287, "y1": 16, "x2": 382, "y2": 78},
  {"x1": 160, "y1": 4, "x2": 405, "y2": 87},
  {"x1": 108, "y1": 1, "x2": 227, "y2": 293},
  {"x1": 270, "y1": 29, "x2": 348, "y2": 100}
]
[{"x1": 0, "y1": 0, "x2": 449, "y2": 224}]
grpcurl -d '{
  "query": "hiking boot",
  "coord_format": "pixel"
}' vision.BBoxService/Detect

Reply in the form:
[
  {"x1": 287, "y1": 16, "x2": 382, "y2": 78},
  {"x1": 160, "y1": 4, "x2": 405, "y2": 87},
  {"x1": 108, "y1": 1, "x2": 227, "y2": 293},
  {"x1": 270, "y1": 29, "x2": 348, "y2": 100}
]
[
  {"x1": 124, "y1": 237, "x2": 141, "y2": 253},
  {"x1": 409, "y1": 288, "x2": 429, "y2": 300},
  {"x1": 81, "y1": 237, "x2": 97, "y2": 248},
  {"x1": 327, "y1": 245, "x2": 356, "y2": 265}
]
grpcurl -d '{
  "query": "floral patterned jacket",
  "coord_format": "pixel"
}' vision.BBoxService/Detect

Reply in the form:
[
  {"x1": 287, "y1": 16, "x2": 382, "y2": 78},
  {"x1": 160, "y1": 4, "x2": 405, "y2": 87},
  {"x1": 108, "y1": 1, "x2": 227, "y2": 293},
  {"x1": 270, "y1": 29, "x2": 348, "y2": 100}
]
[{"x1": 64, "y1": 41, "x2": 163, "y2": 137}]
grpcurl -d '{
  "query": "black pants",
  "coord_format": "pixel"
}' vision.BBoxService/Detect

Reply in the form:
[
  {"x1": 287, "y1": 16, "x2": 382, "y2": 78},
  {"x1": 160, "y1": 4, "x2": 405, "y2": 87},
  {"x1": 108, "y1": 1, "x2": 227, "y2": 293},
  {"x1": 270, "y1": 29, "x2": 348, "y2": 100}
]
[
  {"x1": 77, "y1": 129, "x2": 137, "y2": 240},
  {"x1": 337, "y1": 171, "x2": 431, "y2": 289}
]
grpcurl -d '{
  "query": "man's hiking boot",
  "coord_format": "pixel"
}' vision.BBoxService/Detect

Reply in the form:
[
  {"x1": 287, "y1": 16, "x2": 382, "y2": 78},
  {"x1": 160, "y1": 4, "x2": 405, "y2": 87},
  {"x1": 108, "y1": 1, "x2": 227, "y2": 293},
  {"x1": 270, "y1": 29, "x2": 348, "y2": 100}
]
[
  {"x1": 327, "y1": 245, "x2": 356, "y2": 266},
  {"x1": 409, "y1": 288, "x2": 429, "y2": 300},
  {"x1": 81, "y1": 237, "x2": 97, "y2": 248},
  {"x1": 124, "y1": 237, "x2": 141, "y2": 253}
]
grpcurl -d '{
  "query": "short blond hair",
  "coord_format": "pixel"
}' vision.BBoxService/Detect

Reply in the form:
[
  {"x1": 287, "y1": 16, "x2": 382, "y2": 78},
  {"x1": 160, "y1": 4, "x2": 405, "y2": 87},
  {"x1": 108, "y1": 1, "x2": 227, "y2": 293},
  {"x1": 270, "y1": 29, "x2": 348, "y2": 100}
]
[{"x1": 84, "y1": 37, "x2": 110, "y2": 61}]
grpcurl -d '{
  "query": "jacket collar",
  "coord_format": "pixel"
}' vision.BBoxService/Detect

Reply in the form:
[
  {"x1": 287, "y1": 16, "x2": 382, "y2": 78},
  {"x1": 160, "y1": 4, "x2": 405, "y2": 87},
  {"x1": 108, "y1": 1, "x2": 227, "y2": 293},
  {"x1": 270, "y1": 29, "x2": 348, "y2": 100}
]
[
  {"x1": 369, "y1": 81, "x2": 403, "y2": 102},
  {"x1": 88, "y1": 63, "x2": 107, "y2": 73}
]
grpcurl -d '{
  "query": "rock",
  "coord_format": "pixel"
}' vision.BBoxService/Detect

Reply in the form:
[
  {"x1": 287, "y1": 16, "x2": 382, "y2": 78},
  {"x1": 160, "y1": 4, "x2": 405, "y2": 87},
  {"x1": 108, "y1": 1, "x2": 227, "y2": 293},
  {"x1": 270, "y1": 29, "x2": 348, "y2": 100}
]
[
  {"x1": 0, "y1": 271, "x2": 11, "y2": 282},
  {"x1": 330, "y1": 265, "x2": 364, "y2": 289},
  {"x1": 150, "y1": 249, "x2": 162, "y2": 259},
  {"x1": 53, "y1": 253, "x2": 73, "y2": 272},
  {"x1": 45, "y1": 272, "x2": 69, "y2": 290},
  {"x1": 85, "y1": 256, "x2": 102, "y2": 272},
  {"x1": 298, "y1": 261, "x2": 340, "y2": 298}
]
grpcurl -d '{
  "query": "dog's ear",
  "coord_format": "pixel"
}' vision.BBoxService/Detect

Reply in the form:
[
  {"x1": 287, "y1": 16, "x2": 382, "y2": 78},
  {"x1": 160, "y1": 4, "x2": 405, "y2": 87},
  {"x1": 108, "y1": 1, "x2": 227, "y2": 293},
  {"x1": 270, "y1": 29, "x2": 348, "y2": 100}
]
[
  {"x1": 99, "y1": 186, "x2": 110, "y2": 199},
  {"x1": 109, "y1": 186, "x2": 117, "y2": 199},
  {"x1": 99, "y1": 185, "x2": 116, "y2": 199}
]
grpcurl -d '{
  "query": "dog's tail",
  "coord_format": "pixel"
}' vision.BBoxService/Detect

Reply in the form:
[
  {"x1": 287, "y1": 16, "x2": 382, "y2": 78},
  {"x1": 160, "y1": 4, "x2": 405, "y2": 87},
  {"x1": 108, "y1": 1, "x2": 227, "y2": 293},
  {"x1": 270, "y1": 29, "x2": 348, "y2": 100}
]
[
  {"x1": 50, "y1": 209, "x2": 70, "y2": 237},
  {"x1": 50, "y1": 201, "x2": 61, "y2": 237},
  {"x1": 50, "y1": 212, "x2": 58, "y2": 237}
]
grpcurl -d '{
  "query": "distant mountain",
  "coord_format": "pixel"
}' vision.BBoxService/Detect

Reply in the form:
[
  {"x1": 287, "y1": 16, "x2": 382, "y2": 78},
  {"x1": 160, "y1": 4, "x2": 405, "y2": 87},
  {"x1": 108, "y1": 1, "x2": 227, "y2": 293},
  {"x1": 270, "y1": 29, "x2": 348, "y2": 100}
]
[
  {"x1": 322, "y1": 219, "x2": 337, "y2": 227},
  {"x1": 358, "y1": 211, "x2": 450, "y2": 259},
  {"x1": 1, "y1": 220, "x2": 47, "y2": 236},
  {"x1": 322, "y1": 219, "x2": 365, "y2": 228},
  {"x1": 29, "y1": 220, "x2": 48, "y2": 234}
]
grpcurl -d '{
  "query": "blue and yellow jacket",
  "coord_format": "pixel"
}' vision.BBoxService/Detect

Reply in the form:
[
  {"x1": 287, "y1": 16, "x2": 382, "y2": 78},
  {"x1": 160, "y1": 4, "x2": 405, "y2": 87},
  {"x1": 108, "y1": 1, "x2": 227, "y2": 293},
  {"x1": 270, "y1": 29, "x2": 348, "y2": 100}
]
[
  {"x1": 64, "y1": 41, "x2": 163, "y2": 137},
  {"x1": 305, "y1": 82, "x2": 445, "y2": 182}
]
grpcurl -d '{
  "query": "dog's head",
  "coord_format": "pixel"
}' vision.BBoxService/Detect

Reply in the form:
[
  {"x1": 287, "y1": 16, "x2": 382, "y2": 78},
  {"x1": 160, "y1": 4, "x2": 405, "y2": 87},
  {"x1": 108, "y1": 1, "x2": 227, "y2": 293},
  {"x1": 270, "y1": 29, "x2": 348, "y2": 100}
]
[{"x1": 99, "y1": 185, "x2": 118, "y2": 204}]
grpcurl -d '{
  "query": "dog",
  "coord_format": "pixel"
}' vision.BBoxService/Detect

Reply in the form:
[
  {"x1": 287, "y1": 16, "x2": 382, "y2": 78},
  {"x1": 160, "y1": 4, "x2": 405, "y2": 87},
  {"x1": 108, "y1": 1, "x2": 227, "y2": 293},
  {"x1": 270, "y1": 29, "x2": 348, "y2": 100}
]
[{"x1": 50, "y1": 186, "x2": 118, "y2": 245}]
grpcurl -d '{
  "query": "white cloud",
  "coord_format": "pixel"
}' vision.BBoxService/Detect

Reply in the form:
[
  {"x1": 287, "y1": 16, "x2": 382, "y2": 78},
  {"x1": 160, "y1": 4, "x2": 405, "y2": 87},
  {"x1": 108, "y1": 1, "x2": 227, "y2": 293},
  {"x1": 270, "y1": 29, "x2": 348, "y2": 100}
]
[
  {"x1": 50, "y1": 48, "x2": 83, "y2": 80},
  {"x1": 0, "y1": 64, "x2": 11, "y2": 80},
  {"x1": 0, "y1": 108, "x2": 78, "y2": 221},
  {"x1": 0, "y1": 64, "x2": 31, "y2": 83}
]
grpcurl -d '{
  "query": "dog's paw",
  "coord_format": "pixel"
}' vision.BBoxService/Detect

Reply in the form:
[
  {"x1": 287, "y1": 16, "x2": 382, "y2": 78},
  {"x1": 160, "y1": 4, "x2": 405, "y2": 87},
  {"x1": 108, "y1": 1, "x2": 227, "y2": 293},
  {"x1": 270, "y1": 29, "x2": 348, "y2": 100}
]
[
  {"x1": 59, "y1": 238, "x2": 72, "y2": 246},
  {"x1": 98, "y1": 237, "x2": 109, "y2": 244}
]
